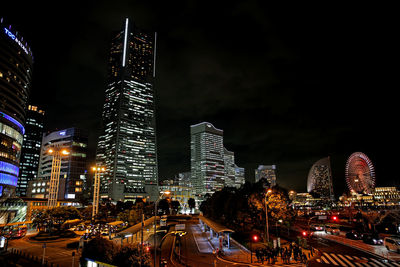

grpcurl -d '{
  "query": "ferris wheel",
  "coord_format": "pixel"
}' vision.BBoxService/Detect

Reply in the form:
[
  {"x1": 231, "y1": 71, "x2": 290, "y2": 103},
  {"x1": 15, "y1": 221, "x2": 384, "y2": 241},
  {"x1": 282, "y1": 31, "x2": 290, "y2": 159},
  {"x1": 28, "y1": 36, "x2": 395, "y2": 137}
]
[{"x1": 345, "y1": 152, "x2": 376, "y2": 194}]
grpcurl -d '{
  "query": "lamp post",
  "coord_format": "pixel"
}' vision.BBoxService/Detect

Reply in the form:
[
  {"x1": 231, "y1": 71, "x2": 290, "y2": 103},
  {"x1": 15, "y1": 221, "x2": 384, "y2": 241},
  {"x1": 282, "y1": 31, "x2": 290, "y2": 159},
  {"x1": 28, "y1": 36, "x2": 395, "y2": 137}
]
[
  {"x1": 91, "y1": 165, "x2": 106, "y2": 221},
  {"x1": 265, "y1": 189, "x2": 272, "y2": 243},
  {"x1": 47, "y1": 147, "x2": 69, "y2": 208},
  {"x1": 154, "y1": 191, "x2": 170, "y2": 267}
]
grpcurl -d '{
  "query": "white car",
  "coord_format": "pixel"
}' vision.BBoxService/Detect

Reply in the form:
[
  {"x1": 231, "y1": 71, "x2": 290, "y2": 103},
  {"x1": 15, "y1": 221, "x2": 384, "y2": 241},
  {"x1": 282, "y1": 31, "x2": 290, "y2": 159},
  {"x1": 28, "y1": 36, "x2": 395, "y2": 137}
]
[{"x1": 384, "y1": 237, "x2": 400, "y2": 253}]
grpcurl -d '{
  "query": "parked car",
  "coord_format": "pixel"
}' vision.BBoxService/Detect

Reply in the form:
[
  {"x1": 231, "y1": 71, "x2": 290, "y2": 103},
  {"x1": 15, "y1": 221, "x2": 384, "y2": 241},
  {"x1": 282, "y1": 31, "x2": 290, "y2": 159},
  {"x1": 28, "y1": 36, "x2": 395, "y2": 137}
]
[
  {"x1": 310, "y1": 224, "x2": 324, "y2": 231},
  {"x1": 384, "y1": 237, "x2": 400, "y2": 253},
  {"x1": 345, "y1": 230, "x2": 362, "y2": 240},
  {"x1": 362, "y1": 233, "x2": 383, "y2": 245},
  {"x1": 325, "y1": 225, "x2": 340, "y2": 235}
]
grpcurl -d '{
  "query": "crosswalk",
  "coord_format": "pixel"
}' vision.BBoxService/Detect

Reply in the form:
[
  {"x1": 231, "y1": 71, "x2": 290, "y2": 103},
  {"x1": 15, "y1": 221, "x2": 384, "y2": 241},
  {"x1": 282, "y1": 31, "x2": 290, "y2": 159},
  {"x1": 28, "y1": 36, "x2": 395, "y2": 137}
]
[{"x1": 316, "y1": 252, "x2": 400, "y2": 267}]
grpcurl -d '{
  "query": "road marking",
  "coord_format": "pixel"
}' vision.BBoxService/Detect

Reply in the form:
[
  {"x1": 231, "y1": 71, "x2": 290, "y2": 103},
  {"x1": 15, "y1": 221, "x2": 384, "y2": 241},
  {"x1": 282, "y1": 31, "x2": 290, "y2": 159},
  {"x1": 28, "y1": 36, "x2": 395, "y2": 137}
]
[
  {"x1": 321, "y1": 256, "x2": 331, "y2": 264},
  {"x1": 390, "y1": 262, "x2": 400, "y2": 267},
  {"x1": 330, "y1": 253, "x2": 348, "y2": 266},
  {"x1": 369, "y1": 258, "x2": 391, "y2": 267},
  {"x1": 338, "y1": 254, "x2": 356, "y2": 267},
  {"x1": 323, "y1": 252, "x2": 339, "y2": 266}
]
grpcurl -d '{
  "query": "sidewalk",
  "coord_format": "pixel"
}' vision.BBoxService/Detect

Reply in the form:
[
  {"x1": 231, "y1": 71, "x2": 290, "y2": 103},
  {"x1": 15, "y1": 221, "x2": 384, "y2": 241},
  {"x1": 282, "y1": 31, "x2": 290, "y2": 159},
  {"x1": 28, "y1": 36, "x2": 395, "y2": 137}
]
[{"x1": 194, "y1": 223, "x2": 313, "y2": 266}]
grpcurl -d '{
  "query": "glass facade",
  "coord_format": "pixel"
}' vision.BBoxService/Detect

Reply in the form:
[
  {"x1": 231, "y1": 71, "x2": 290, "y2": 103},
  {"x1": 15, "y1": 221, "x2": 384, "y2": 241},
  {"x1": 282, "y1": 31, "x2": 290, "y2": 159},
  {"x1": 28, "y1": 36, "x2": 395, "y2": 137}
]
[
  {"x1": 0, "y1": 18, "x2": 33, "y2": 199},
  {"x1": 16, "y1": 105, "x2": 45, "y2": 196},
  {"x1": 190, "y1": 122, "x2": 225, "y2": 197},
  {"x1": 37, "y1": 128, "x2": 88, "y2": 200},
  {"x1": 307, "y1": 157, "x2": 334, "y2": 200},
  {"x1": 255, "y1": 165, "x2": 277, "y2": 186},
  {"x1": 96, "y1": 18, "x2": 158, "y2": 201}
]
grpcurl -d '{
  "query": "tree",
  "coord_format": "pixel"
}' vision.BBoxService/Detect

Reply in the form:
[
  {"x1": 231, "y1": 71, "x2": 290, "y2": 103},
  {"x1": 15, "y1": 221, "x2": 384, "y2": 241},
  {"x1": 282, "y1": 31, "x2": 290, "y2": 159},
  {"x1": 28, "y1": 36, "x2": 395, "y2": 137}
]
[
  {"x1": 112, "y1": 244, "x2": 151, "y2": 267},
  {"x1": 188, "y1": 198, "x2": 196, "y2": 212},
  {"x1": 80, "y1": 237, "x2": 115, "y2": 266},
  {"x1": 33, "y1": 206, "x2": 81, "y2": 232},
  {"x1": 171, "y1": 200, "x2": 181, "y2": 214},
  {"x1": 158, "y1": 199, "x2": 170, "y2": 215}
]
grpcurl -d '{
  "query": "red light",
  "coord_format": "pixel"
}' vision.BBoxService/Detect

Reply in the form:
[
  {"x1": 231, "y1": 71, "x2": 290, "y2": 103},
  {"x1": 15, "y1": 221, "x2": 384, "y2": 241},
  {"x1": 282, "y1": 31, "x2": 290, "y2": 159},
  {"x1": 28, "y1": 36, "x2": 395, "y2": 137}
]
[
  {"x1": 252, "y1": 235, "x2": 259, "y2": 242},
  {"x1": 302, "y1": 231, "x2": 307, "y2": 236},
  {"x1": 332, "y1": 216, "x2": 338, "y2": 221},
  {"x1": 146, "y1": 246, "x2": 150, "y2": 252}
]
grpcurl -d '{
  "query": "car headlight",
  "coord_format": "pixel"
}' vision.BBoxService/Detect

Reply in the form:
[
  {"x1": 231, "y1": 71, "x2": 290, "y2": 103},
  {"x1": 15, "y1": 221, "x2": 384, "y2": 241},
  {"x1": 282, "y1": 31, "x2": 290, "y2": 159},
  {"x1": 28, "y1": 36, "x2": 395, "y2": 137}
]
[{"x1": 372, "y1": 239, "x2": 377, "y2": 243}]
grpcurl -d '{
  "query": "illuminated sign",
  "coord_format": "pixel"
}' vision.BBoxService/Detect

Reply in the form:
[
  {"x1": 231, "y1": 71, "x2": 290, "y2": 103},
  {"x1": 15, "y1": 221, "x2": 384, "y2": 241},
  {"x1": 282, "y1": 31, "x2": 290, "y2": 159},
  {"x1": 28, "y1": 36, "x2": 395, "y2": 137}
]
[
  {"x1": 3, "y1": 28, "x2": 29, "y2": 55},
  {"x1": 59, "y1": 131, "x2": 66, "y2": 136},
  {"x1": 0, "y1": 173, "x2": 18, "y2": 187},
  {"x1": 0, "y1": 111, "x2": 25, "y2": 134},
  {"x1": 0, "y1": 161, "x2": 19, "y2": 176}
]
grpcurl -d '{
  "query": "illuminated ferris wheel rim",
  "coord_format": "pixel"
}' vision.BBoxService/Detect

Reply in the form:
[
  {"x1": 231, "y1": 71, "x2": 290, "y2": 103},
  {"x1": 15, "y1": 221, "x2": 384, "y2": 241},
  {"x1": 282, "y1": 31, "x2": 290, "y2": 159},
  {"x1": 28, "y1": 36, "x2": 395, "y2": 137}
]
[{"x1": 345, "y1": 152, "x2": 376, "y2": 194}]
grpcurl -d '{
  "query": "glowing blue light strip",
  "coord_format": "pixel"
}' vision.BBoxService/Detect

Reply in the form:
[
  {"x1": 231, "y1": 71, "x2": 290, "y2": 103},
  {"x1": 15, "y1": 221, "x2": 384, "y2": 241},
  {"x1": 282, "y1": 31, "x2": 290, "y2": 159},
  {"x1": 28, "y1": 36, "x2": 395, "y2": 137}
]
[
  {"x1": 122, "y1": 18, "x2": 129, "y2": 67},
  {"x1": 0, "y1": 161, "x2": 19, "y2": 176},
  {"x1": 0, "y1": 111, "x2": 25, "y2": 134},
  {"x1": 0, "y1": 173, "x2": 18, "y2": 187}
]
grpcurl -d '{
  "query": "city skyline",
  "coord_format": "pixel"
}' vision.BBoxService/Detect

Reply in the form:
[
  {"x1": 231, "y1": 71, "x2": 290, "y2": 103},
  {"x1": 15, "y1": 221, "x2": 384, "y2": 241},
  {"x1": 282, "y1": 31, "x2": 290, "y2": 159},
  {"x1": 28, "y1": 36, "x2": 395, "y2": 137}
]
[{"x1": 2, "y1": 2, "x2": 397, "y2": 196}]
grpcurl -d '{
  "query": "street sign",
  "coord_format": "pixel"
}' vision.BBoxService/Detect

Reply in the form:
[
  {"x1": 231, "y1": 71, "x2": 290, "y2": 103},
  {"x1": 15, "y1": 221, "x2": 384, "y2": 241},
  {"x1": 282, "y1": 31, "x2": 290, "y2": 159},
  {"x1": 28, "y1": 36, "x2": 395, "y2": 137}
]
[{"x1": 175, "y1": 224, "x2": 185, "y2": 230}]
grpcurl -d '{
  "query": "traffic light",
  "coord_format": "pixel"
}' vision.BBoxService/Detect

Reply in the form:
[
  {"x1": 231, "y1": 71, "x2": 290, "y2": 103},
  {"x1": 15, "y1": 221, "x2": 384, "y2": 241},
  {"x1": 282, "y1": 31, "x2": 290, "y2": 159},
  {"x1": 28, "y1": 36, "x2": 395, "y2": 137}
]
[
  {"x1": 302, "y1": 231, "x2": 308, "y2": 237},
  {"x1": 252, "y1": 235, "x2": 259, "y2": 242},
  {"x1": 332, "y1": 216, "x2": 338, "y2": 222},
  {"x1": 145, "y1": 246, "x2": 150, "y2": 253}
]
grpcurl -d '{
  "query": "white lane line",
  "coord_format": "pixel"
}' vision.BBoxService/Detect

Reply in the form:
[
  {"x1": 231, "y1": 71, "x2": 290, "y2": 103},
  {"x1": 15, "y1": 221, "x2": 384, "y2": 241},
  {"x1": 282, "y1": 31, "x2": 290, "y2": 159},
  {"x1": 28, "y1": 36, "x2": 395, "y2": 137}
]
[
  {"x1": 338, "y1": 254, "x2": 356, "y2": 267},
  {"x1": 367, "y1": 261, "x2": 380, "y2": 267},
  {"x1": 330, "y1": 253, "x2": 348, "y2": 267},
  {"x1": 321, "y1": 256, "x2": 331, "y2": 264},
  {"x1": 323, "y1": 252, "x2": 339, "y2": 266},
  {"x1": 390, "y1": 262, "x2": 400, "y2": 267},
  {"x1": 370, "y1": 258, "x2": 392, "y2": 267}
]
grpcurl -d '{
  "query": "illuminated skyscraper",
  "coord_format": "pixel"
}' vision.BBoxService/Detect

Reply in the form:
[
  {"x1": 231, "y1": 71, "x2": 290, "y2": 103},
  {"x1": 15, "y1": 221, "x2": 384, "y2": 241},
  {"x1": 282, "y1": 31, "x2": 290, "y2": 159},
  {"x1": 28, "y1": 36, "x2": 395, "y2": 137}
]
[
  {"x1": 190, "y1": 122, "x2": 225, "y2": 197},
  {"x1": 0, "y1": 18, "x2": 33, "y2": 199},
  {"x1": 255, "y1": 165, "x2": 277, "y2": 186},
  {"x1": 96, "y1": 18, "x2": 158, "y2": 201},
  {"x1": 307, "y1": 157, "x2": 334, "y2": 200},
  {"x1": 16, "y1": 105, "x2": 45, "y2": 196}
]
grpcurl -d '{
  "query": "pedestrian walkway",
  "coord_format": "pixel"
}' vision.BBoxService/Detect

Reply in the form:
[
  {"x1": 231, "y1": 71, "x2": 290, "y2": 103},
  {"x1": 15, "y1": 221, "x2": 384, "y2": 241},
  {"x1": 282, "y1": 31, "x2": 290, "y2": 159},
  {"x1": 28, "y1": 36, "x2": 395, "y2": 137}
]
[
  {"x1": 193, "y1": 222, "x2": 314, "y2": 266},
  {"x1": 315, "y1": 252, "x2": 400, "y2": 267}
]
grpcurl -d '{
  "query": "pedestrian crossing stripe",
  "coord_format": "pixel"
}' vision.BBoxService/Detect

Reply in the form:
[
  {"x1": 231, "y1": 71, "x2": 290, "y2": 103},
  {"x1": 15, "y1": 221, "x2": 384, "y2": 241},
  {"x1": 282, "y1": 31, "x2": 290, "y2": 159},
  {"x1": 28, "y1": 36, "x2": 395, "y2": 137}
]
[{"x1": 317, "y1": 253, "x2": 399, "y2": 267}]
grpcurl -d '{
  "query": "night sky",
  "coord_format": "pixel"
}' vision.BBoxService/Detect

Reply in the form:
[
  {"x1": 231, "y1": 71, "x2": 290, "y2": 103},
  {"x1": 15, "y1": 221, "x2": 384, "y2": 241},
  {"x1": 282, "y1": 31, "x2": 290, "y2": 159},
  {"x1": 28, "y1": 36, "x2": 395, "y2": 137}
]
[{"x1": 3, "y1": 1, "x2": 397, "y2": 197}]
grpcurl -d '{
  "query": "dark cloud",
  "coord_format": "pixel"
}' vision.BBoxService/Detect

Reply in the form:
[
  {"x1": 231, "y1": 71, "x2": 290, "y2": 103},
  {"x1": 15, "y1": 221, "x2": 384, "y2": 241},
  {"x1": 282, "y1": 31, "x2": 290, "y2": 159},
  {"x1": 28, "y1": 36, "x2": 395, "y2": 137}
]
[{"x1": 2, "y1": 1, "x2": 397, "y2": 196}]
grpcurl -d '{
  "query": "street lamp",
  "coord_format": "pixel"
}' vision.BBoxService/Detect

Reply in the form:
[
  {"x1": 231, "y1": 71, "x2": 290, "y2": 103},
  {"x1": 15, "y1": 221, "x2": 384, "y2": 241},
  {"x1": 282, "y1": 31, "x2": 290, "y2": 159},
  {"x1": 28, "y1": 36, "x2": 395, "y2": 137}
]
[
  {"x1": 265, "y1": 189, "x2": 272, "y2": 243},
  {"x1": 154, "y1": 191, "x2": 170, "y2": 267},
  {"x1": 91, "y1": 165, "x2": 106, "y2": 221},
  {"x1": 47, "y1": 147, "x2": 69, "y2": 208}
]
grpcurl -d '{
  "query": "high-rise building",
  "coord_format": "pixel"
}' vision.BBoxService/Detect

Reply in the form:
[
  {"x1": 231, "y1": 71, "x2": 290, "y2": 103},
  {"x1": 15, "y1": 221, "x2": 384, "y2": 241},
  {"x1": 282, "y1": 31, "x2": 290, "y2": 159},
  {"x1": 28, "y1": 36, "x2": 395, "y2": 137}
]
[
  {"x1": 307, "y1": 157, "x2": 334, "y2": 200},
  {"x1": 0, "y1": 18, "x2": 33, "y2": 199},
  {"x1": 16, "y1": 105, "x2": 45, "y2": 196},
  {"x1": 223, "y1": 147, "x2": 236, "y2": 188},
  {"x1": 255, "y1": 165, "x2": 277, "y2": 186},
  {"x1": 190, "y1": 122, "x2": 225, "y2": 197},
  {"x1": 96, "y1": 18, "x2": 158, "y2": 201},
  {"x1": 234, "y1": 164, "x2": 245, "y2": 188},
  {"x1": 37, "y1": 128, "x2": 88, "y2": 200}
]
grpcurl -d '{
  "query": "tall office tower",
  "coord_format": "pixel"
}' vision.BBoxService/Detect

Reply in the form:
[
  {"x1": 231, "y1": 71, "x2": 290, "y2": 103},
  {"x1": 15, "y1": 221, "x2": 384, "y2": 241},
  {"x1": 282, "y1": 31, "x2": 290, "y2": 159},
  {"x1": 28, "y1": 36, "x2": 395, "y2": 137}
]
[
  {"x1": 16, "y1": 105, "x2": 45, "y2": 196},
  {"x1": 177, "y1": 171, "x2": 191, "y2": 188},
  {"x1": 0, "y1": 18, "x2": 33, "y2": 199},
  {"x1": 255, "y1": 165, "x2": 277, "y2": 186},
  {"x1": 190, "y1": 122, "x2": 225, "y2": 197},
  {"x1": 96, "y1": 18, "x2": 158, "y2": 201},
  {"x1": 223, "y1": 147, "x2": 236, "y2": 188},
  {"x1": 234, "y1": 164, "x2": 245, "y2": 188},
  {"x1": 37, "y1": 128, "x2": 88, "y2": 200},
  {"x1": 307, "y1": 157, "x2": 334, "y2": 200}
]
